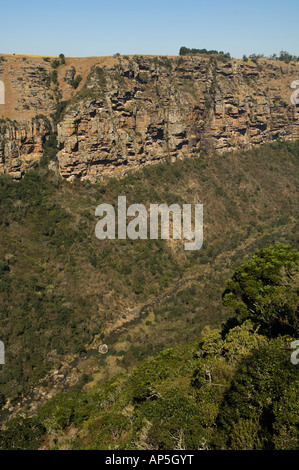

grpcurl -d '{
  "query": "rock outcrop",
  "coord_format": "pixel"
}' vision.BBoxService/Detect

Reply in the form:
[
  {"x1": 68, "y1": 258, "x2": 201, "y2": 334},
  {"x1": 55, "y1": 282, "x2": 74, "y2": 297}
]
[
  {"x1": 0, "y1": 117, "x2": 50, "y2": 179},
  {"x1": 0, "y1": 54, "x2": 299, "y2": 181}
]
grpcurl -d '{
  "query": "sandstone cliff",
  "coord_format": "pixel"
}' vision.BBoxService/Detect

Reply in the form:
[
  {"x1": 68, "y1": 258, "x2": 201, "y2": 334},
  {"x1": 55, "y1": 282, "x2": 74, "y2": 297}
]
[{"x1": 0, "y1": 54, "x2": 298, "y2": 181}]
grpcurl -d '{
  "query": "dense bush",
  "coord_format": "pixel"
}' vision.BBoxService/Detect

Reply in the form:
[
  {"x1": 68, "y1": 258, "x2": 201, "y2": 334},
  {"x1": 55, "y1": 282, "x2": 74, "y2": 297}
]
[
  {"x1": 222, "y1": 245, "x2": 299, "y2": 336},
  {"x1": 179, "y1": 47, "x2": 231, "y2": 60},
  {"x1": 1, "y1": 244, "x2": 297, "y2": 450}
]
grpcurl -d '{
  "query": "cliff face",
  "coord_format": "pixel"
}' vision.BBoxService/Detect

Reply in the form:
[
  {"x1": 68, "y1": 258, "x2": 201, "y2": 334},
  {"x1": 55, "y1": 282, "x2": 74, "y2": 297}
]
[
  {"x1": 0, "y1": 118, "x2": 50, "y2": 178},
  {"x1": 0, "y1": 54, "x2": 299, "y2": 181}
]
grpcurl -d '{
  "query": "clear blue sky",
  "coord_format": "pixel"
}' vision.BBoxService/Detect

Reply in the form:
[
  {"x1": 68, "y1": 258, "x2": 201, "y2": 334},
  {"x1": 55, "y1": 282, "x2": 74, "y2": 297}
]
[{"x1": 1, "y1": 0, "x2": 298, "y2": 58}]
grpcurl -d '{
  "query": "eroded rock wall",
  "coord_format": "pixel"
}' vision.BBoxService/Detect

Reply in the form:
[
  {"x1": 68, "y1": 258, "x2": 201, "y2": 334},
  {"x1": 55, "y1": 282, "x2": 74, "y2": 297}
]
[
  {"x1": 0, "y1": 54, "x2": 298, "y2": 181},
  {"x1": 0, "y1": 118, "x2": 50, "y2": 179}
]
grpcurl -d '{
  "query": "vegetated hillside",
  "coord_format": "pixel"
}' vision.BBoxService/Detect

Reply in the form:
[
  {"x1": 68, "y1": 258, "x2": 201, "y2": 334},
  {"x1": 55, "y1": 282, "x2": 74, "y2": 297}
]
[
  {"x1": 0, "y1": 139, "x2": 298, "y2": 421},
  {"x1": 0, "y1": 244, "x2": 298, "y2": 450}
]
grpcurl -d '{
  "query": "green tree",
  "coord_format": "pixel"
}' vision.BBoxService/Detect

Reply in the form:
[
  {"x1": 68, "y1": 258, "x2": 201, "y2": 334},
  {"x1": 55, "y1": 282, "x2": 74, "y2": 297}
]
[
  {"x1": 222, "y1": 245, "x2": 299, "y2": 336},
  {"x1": 179, "y1": 46, "x2": 190, "y2": 56},
  {"x1": 0, "y1": 416, "x2": 45, "y2": 450},
  {"x1": 216, "y1": 338, "x2": 299, "y2": 449},
  {"x1": 272, "y1": 381, "x2": 299, "y2": 450},
  {"x1": 59, "y1": 53, "x2": 66, "y2": 64}
]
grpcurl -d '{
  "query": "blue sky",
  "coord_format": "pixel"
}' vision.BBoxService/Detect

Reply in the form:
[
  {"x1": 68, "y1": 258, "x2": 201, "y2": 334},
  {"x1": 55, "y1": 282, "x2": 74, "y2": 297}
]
[{"x1": 1, "y1": 0, "x2": 298, "y2": 58}]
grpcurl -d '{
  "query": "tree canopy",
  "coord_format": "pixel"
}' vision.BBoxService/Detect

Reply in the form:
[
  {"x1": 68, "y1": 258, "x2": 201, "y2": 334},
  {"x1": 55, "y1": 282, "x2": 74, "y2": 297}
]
[{"x1": 222, "y1": 245, "x2": 299, "y2": 336}]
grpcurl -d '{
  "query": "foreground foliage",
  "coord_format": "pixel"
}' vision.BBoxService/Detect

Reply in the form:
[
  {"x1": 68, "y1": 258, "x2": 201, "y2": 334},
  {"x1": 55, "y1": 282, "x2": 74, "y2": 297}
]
[{"x1": 0, "y1": 245, "x2": 298, "y2": 450}]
